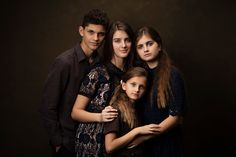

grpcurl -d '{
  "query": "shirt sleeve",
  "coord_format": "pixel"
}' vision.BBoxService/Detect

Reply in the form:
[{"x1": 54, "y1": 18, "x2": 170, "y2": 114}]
[
  {"x1": 40, "y1": 57, "x2": 69, "y2": 146},
  {"x1": 169, "y1": 68, "x2": 187, "y2": 116},
  {"x1": 104, "y1": 114, "x2": 120, "y2": 135}
]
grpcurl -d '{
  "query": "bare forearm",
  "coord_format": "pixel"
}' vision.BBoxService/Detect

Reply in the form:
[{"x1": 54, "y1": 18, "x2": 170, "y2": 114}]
[
  {"x1": 128, "y1": 116, "x2": 181, "y2": 148},
  {"x1": 105, "y1": 128, "x2": 140, "y2": 154},
  {"x1": 105, "y1": 124, "x2": 160, "y2": 154},
  {"x1": 159, "y1": 115, "x2": 180, "y2": 133},
  {"x1": 71, "y1": 109, "x2": 101, "y2": 122},
  {"x1": 128, "y1": 134, "x2": 155, "y2": 148}
]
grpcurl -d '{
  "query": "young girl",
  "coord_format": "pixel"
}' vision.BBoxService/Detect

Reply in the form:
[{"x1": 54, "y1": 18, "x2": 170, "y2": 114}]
[
  {"x1": 104, "y1": 67, "x2": 160, "y2": 157},
  {"x1": 134, "y1": 26, "x2": 187, "y2": 157},
  {"x1": 71, "y1": 21, "x2": 135, "y2": 157}
]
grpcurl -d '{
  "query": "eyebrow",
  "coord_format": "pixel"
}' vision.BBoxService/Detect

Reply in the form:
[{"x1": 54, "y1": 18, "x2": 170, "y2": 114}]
[
  {"x1": 137, "y1": 40, "x2": 153, "y2": 45},
  {"x1": 86, "y1": 28, "x2": 105, "y2": 33}
]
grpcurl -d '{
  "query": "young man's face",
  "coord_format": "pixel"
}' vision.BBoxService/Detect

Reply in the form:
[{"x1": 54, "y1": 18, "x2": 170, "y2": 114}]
[{"x1": 79, "y1": 24, "x2": 106, "y2": 56}]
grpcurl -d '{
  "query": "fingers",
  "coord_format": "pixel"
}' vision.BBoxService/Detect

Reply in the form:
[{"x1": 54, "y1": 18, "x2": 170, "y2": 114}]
[
  {"x1": 148, "y1": 124, "x2": 161, "y2": 134},
  {"x1": 101, "y1": 106, "x2": 118, "y2": 122},
  {"x1": 139, "y1": 124, "x2": 161, "y2": 134},
  {"x1": 104, "y1": 106, "x2": 118, "y2": 112}
]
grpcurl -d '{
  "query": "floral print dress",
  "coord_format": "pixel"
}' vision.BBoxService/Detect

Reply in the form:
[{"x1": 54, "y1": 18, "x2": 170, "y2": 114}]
[{"x1": 75, "y1": 64, "x2": 111, "y2": 157}]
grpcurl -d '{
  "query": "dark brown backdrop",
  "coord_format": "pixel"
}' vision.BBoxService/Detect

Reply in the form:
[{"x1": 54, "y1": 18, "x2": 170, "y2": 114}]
[{"x1": 1, "y1": 0, "x2": 235, "y2": 156}]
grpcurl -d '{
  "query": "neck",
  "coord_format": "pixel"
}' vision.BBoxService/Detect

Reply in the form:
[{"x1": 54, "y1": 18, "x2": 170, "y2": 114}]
[
  {"x1": 111, "y1": 57, "x2": 125, "y2": 71},
  {"x1": 147, "y1": 60, "x2": 158, "y2": 69}
]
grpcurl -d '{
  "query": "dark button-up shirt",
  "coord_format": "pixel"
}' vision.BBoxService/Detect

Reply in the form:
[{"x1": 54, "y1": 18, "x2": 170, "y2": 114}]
[{"x1": 40, "y1": 43, "x2": 97, "y2": 152}]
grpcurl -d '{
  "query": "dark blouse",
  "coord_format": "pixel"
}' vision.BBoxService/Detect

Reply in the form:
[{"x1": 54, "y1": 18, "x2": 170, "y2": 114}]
[{"x1": 137, "y1": 66, "x2": 187, "y2": 157}]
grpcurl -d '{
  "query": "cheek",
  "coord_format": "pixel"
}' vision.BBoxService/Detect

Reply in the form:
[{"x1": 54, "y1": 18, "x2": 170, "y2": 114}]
[
  {"x1": 113, "y1": 44, "x2": 120, "y2": 51},
  {"x1": 83, "y1": 34, "x2": 90, "y2": 41},
  {"x1": 137, "y1": 50, "x2": 144, "y2": 57},
  {"x1": 99, "y1": 36, "x2": 105, "y2": 41}
]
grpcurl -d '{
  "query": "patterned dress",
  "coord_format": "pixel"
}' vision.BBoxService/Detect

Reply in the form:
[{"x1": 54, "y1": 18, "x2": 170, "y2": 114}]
[{"x1": 75, "y1": 64, "x2": 111, "y2": 157}]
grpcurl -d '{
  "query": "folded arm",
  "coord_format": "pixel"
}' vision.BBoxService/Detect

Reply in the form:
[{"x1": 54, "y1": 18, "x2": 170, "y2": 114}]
[{"x1": 105, "y1": 124, "x2": 160, "y2": 154}]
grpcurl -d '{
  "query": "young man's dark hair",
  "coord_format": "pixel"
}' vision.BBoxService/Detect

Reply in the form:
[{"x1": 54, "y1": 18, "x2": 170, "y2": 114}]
[
  {"x1": 40, "y1": 9, "x2": 109, "y2": 157},
  {"x1": 82, "y1": 9, "x2": 109, "y2": 29}
]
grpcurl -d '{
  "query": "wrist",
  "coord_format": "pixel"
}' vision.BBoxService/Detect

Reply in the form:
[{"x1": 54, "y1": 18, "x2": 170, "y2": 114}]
[
  {"x1": 133, "y1": 127, "x2": 140, "y2": 135},
  {"x1": 98, "y1": 113, "x2": 102, "y2": 122}
]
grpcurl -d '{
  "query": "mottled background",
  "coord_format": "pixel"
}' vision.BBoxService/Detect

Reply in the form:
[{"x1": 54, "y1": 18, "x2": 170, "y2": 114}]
[{"x1": 1, "y1": 0, "x2": 236, "y2": 156}]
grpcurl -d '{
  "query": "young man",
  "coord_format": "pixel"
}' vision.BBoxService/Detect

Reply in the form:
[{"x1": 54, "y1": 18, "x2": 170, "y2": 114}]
[{"x1": 40, "y1": 9, "x2": 109, "y2": 157}]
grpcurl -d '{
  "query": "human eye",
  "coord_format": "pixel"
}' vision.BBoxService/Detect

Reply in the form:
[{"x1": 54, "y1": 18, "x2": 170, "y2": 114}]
[
  {"x1": 147, "y1": 41, "x2": 154, "y2": 47},
  {"x1": 125, "y1": 38, "x2": 131, "y2": 43},
  {"x1": 139, "y1": 85, "x2": 146, "y2": 90},
  {"x1": 87, "y1": 30, "x2": 94, "y2": 35},
  {"x1": 136, "y1": 44, "x2": 143, "y2": 50},
  {"x1": 113, "y1": 38, "x2": 121, "y2": 43},
  {"x1": 98, "y1": 32, "x2": 105, "y2": 37},
  {"x1": 130, "y1": 82, "x2": 136, "y2": 87}
]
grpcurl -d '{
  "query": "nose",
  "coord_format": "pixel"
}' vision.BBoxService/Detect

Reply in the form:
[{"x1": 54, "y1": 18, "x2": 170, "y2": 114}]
[
  {"x1": 143, "y1": 45, "x2": 148, "y2": 52},
  {"x1": 122, "y1": 40, "x2": 127, "y2": 48},
  {"x1": 93, "y1": 34, "x2": 99, "y2": 41},
  {"x1": 134, "y1": 86, "x2": 140, "y2": 93}
]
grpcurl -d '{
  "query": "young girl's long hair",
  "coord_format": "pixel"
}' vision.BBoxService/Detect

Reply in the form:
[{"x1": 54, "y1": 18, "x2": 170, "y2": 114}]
[
  {"x1": 109, "y1": 67, "x2": 148, "y2": 128},
  {"x1": 135, "y1": 27, "x2": 172, "y2": 108},
  {"x1": 102, "y1": 21, "x2": 134, "y2": 71}
]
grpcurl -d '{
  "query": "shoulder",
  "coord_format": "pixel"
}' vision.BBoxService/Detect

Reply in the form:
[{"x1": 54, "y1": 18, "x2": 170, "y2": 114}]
[
  {"x1": 86, "y1": 63, "x2": 110, "y2": 80},
  {"x1": 89, "y1": 63, "x2": 107, "y2": 73},
  {"x1": 170, "y1": 66, "x2": 186, "y2": 89},
  {"x1": 54, "y1": 46, "x2": 77, "y2": 66},
  {"x1": 171, "y1": 66, "x2": 184, "y2": 80}
]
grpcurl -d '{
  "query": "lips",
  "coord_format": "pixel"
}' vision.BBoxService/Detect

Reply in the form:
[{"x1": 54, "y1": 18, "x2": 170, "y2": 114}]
[
  {"x1": 131, "y1": 93, "x2": 139, "y2": 97},
  {"x1": 90, "y1": 42, "x2": 99, "y2": 46},
  {"x1": 120, "y1": 49, "x2": 129, "y2": 53},
  {"x1": 143, "y1": 53, "x2": 152, "y2": 57}
]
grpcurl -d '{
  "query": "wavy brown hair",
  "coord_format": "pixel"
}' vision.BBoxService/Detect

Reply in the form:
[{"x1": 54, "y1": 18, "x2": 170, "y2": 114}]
[
  {"x1": 135, "y1": 26, "x2": 172, "y2": 108},
  {"x1": 109, "y1": 67, "x2": 148, "y2": 128}
]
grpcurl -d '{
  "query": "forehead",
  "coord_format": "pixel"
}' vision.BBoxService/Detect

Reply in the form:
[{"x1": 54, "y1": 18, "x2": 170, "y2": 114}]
[
  {"x1": 127, "y1": 76, "x2": 147, "y2": 84},
  {"x1": 85, "y1": 24, "x2": 106, "y2": 32},
  {"x1": 113, "y1": 30, "x2": 129, "y2": 38},
  {"x1": 137, "y1": 35, "x2": 152, "y2": 44}
]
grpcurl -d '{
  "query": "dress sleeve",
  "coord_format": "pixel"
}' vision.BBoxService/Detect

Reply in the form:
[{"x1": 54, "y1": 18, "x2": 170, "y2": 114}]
[
  {"x1": 78, "y1": 67, "x2": 101, "y2": 98},
  {"x1": 169, "y1": 68, "x2": 187, "y2": 116}
]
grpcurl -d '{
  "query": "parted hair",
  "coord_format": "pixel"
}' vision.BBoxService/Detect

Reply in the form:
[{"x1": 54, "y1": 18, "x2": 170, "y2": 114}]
[
  {"x1": 102, "y1": 21, "x2": 134, "y2": 71},
  {"x1": 109, "y1": 67, "x2": 148, "y2": 128},
  {"x1": 135, "y1": 26, "x2": 172, "y2": 108}
]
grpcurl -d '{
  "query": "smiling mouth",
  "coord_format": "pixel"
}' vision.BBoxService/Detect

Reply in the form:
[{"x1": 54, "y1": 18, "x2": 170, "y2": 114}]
[{"x1": 120, "y1": 50, "x2": 128, "y2": 53}]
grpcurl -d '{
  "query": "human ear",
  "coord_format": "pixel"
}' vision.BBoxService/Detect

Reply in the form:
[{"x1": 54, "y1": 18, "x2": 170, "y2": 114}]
[
  {"x1": 121, "y1": 80, "x2": 126, "y2": 90},
  {"x1": 79, "y1": 26, "x2": 84, "y2": 37}
]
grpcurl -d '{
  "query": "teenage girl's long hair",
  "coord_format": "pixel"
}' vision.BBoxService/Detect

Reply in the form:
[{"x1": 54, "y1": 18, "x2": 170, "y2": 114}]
[
  {"x1": 109, "y1": 67, "x2": 148, "y2": 128},
  {"x1": 135, "y1": 27, "x2": 172, "y2": 108},
  {"x1": 102, "y1": 21, "x2": 135, "y2": 71}
]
